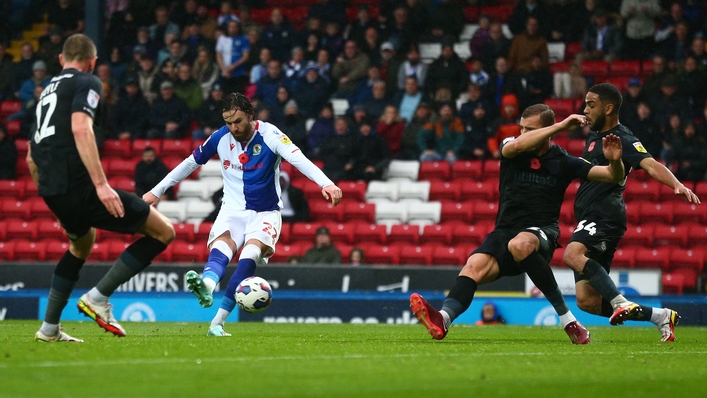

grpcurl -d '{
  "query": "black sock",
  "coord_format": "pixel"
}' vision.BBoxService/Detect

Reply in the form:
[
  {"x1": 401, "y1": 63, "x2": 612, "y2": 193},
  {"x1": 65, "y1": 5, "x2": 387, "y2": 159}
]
[
  {"x1": 635, "y1": 305, "x2": 653, "y2": 321},
  {"x1": 44, "y1": 251, "x2": 85, "y2": 324},
  {"x1": 96, "y1": 237, "x2": 167, "y2": 296},
  {"x1": 441, "y1": 276, "x2": 478, "y2": 322},
  {"x1": 600, "y1": 299, "x2": 614, "y2": 318},
  {"x1": 582, "y1": 259, "x2": 621, "y2": 302},
  {"x1": 520, "y1": 251, "x2": 569, "y2": 316}
]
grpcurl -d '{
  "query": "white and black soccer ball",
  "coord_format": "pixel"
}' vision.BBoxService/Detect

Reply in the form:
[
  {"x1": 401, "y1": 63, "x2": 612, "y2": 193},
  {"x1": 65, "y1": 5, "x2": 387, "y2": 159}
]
[{"x1": 235, "y1": 276, "x2": 272, "y2": 313}]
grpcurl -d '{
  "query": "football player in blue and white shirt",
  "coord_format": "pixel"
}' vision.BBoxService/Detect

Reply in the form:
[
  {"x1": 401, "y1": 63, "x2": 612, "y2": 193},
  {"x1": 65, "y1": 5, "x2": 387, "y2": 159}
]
[{"x1": 144, "y1": 93, "x2": 342, "y2": 336}]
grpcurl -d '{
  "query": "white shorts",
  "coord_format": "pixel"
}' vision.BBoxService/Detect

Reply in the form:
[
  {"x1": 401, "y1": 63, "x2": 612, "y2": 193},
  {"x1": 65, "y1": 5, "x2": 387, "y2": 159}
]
[{"x1": 207, "y1": 207, "x2": 282, "y2": 257}]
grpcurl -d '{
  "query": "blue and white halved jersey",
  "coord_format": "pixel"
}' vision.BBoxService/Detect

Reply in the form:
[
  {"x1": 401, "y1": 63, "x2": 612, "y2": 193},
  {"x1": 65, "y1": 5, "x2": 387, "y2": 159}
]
[{"x1": 151, "y1": 121, "x2": 334, "y2": 211}]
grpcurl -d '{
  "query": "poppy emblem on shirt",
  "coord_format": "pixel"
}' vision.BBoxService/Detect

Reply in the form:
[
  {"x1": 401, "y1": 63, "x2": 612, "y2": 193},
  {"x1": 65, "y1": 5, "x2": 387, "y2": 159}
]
[
  {"x1": 223, "y1": 159, "x2": 231, "y2": 170},
  {"x1": 253, "y1": 144, "x2": 262, "y2": 155},
  {"x1": 588, "y1": 142, "x2": 595, "y2": 152},
  {"x1": 230, "y1": 143, "x2": 235, "y2": 151},
  {"x1": 530, "y1": 158, "x2": 541, "y2": 170},
  {"x1": 239, "y1": 153, "x2": 249, "y2": 164}
]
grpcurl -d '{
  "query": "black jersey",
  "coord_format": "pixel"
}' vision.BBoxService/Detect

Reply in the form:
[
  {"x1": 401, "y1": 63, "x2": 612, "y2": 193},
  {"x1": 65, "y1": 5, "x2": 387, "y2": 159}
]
[
  {"x1": 574, "y1": 124, "x2": 652, "y2": 219},
  {"x1": 30, "y1": 68, "x2": 102, "y2": 196},
  {"x1": 495, "y1": 139, "x2": 593, "y2": 240}
]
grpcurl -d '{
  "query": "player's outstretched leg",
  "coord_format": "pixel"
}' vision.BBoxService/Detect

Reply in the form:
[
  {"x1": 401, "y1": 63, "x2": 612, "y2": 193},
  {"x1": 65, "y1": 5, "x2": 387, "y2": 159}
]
[
  {"x1": 410, "y1": 293, "x2": 448, "y2": 340},
  {"x1": 186, "y1": 270, "x2": 214, "y2": 308},
  {"x1": 207, "y1": 244, "x2": 260, "y2": 336},
  {"x1": 35, "y1": 325, "x2": 83, "y2": 343},
  {"x1": 620, "y1": 302, "x2": 680, "y2": 342}
]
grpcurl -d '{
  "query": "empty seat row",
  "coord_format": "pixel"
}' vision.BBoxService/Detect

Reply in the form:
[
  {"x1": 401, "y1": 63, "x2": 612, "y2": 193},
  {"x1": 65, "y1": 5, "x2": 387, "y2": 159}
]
[
  {"x1": 388, "y1": 159, "x2": 502, "y2": 182},
  {"x1": 102, "y1": 138, "x2": 194, "y2": 158}
]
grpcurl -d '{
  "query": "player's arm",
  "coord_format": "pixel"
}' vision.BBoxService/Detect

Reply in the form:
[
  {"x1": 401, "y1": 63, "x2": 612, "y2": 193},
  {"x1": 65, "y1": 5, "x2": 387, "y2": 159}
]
[
  {"x1": 73, "y1": 111, "x2": 124, "y2": 218},
  {"x1": 640, "y1": 157, "x2": 701, "y2": 204},
  {"x1": 143, "y1": 155, "x2": 201, "y2": 206},
  {"x1": 26, "y1": 145, "x2": 39, "y2": 186},
  {"x1": 587, "y1": 134, "x2": 625, "y2": 183},
  {"x1": 501, "y1": 114, "x2": 587, "y2": 158}
]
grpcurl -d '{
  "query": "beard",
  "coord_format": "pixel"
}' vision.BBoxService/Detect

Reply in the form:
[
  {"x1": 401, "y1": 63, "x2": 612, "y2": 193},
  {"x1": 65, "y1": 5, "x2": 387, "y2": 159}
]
[{"x1": 591, "y1": 114, "x2": 606, "y2": 132}]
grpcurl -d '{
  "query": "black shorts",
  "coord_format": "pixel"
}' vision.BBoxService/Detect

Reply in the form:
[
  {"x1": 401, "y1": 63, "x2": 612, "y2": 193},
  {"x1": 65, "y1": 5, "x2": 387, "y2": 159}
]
[
  {"x1": 568, "y1": 213, "x2": 626, "y2": 282},
  {"x1": 43, "y1": 186, "x2": 151, "y2": 241},
  {"x1": 472, "y1": 226, "x2": 555, "y2": 279}
]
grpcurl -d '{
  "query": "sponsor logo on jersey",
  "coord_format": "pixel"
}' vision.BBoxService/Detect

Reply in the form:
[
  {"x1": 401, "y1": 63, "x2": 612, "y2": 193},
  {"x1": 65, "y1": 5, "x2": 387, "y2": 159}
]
[
  {"x1": 588, "y1": 142, "x2": 595, "y2": 152},
  {"x1": 87, "y1": 89, "x2": 100, "y2": 108},
  {"x1": 223, "y1": 159, "x2": 231, "y2": 170},
  {"x1": 253, "y1": 144, "x2": 262, "y2": 155},
  {"x1": 230, "y1": 143, "x2": 235, "y2": 151},
  {"x1": 280, "y1": 135, "x2": 292, "y2": 145},
  {"x1": 632, "y1": 142, "x2": 647, "y2": 153}
]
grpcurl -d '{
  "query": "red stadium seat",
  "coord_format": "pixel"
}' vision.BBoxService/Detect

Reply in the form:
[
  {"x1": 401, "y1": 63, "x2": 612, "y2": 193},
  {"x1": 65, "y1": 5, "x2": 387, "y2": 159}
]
[
  {"x1": 95, "y1": 229, "x2": 130, "y2": 242},
  {"x1": 460, "y1": 179, "x2": 498, "y2": 201},
  {"x1": 634, "y1": 247, "x2": 670, "y2": 269},
  {"x1": 109, "y1": 176, "x2": 136, "y2": 193},
  {"x1": 668, "y1": 268, "x2": 699, "y2": 291},
  {"x1": 0, "y1": 240, "x2": 15, "y2": 260},
  {"x1": 420, "y1": 224, "x2": 453, "y2": 245},
  {"x1": 103, "y1": 139, "x2": 132, "y2": 157},
  {"x1": 652, "y1": 223, "x2": 688, "y2": 247},
  {"x1": 44, "y1": 239, "x2": 71, "y2": 261},
  {"x1": 343, "y1": 202, "x2": 375, "y2": 223},
  {"x1": 440, "y1": 200, "x2": 473, "y2": 223},
  {"x1": 161, "y1": 139, "x2": 193, "y2": 157},
  {"x1": 26, "y1": 197, "x2": 52, "y2": 219},
  {"x1": 174, "y1": 223, "x2": 196, "y2": 242},
  {"x1": 339, "y1": 181, "x2": 367, "y2": 202},
  {"x1": 298, "y1": 180, "x2": 323, "y2": 201},
  {"x1": 398, "y1": 245, "x2": 433, "y2": 265},
  {"x1": 640, "y1": 59, "x2": 653, "y2": 77},
  {"x1": 560, "y1": 200, "x2": 575, "y2": 224},
  {"x1": 603, "y1": 77, "x2": 632, "y2": 93},
  {"x1": 480, "y1": 5, "x2": 514, "y2": 23},
  {"x1": 662, "y1": 272, "x2": 684, "y2": 294},
  {"x1": 327, "y1": 222, "x2": 356, "y2": 245},
  {"x1": 171, "y1": 240, "x2": 207, "y2": 263},
  {"x1": 0, "y1": 221, "x2": 6, "y2": 241},
  {"x1": 566, "y1": 139, "x2": 585, "y2": 156},
  {"x1": 544, "y1": 99, "x2": 576, "y2": 118},
  {"x1": 336, "y1": 243, "x2": 353, "y2": 262},
  {"x1": 1, "y1": 198, "x2": 31, "y2": 219},
  {"x1": 580, "y1": 61, "x2": 609, "y2": 77},
  {"x1": 669, "y1": 248, "x2": 704, "y2": 273},
  {"x1": 0, "y1": 100, "x2": 22, "y2": 118},
  {"x1": 6, "y1": 122, "x2": 20, "y2": 138},
  {"x1": 565, "y1": 42, "x2": 582, "y2": 61},
  {"x1": 482, "y1": 160, "x2": 500, "y2": 176},
  {"x1": 195, "y1": 222, "x2": 213, "y2": 241},
  {"x1": 279, "y1": 222, "x2": 291, "y2": 244},
  {"x1": 673, "y1": 202, "x2": 707, "y2": 224},
  {"x1": 472, "y1": 201, "x2": 498, "y2": 222},
  {"x1": 89, "y1": 241, "x2": 111, "y2": 262},
  {"x1": 270, "y1": 242, "x2": 307, "y2": 263},
  {"x1": 24, "y1": 179, "x2": 38, "y2": 198},
  {"x1": 363, "y1": 245, "x2": 399, "y2": 265},
  {"x1": 153, "y1": 243, "x2": 173, "y2": 263},
  {"x1": 0, "y1": 180, "x2": 25, "y2": 199},
  {"x1": 309, "y1": 201, "x2": 343, "y2": 222},
  {"x1": 462, "y1": 6, "x2": 480, "y2": 22},
  {"x1": 620, "y1": 224, "x2": 654, "y2": 247},
  {"x1": 107, "y1": 239, "x2": 131, "y2": 259},
  {"x1": 549, "y1": 61, "x2": 570, "y2": 74},
  {"x1": 388, "y1": 224, "x2": 420, "y2": 245},
  {"x1": 687, "y1": 223, "x2": 707, "y2": 247},
  {"x1": 37, "y1": 219, "x2": 65, "y2": 240},
  {"x1": 109, "y1": 158, "x2": 138, "y2": 178},
  {"x1": 432, "y1": 246, "x2": 467, "y2": 266},
  {"x1": 637, "y1": 202, "x2": 673, "y2": 224},
  {"x1": 623, "y1": 179, "x2": 661, "y2": 202},
  {"x1": 353, "y1": 223, "x2": 387, "y2": 244},
  {"x1": 131, "y1": 139, "x2": 162, "y2": 157},
  {"x1": 612, "y1": 246, "x2": 636, "y2": 268},
  {"x1": 418, "y1": 161, "x2": 451, "y2": 181},
  {"x1": 658, "y1": 184, "x2": 683, "y2": 202},
  {"x1": 452, "y1": 160, "x2": 482, "y2": 179},
  {"x1": 290, "y1": 222, "x2": 322, "y2": 243},
  {"x1": 15, "y1": 139, "x2": 29, "y2": 158},
  {"x1": 14, "y1": 239, "x2": 46, "y2": 261},
  {"x1": 428, "y1": 180, "x2": 461, "y2": 201},
  {"x1": 3, "y1": 218, "x2": 37, "y2": 240},
  {"x1": 15, "y1": 157, "x2": 30, "y2": 178},
  {"x1": 451, "y1": 223, "x2": 489, "y2": 246},
  {"x1": 609, "y1": 60, "x2": 640, "y2": 77}
]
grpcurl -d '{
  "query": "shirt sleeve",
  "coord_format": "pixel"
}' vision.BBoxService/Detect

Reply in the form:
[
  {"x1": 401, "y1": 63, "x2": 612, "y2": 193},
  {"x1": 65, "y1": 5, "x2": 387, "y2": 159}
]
[
  {"x1": 499, "y1": 136, "x2": 515, "y2": 159},
  {"x1": 150, "y1": 155, "x2": 200, "y2": 197},
  {"x1": 72, "y1": 74, "x2": 103, "y2": 119},
  {"x1": 263, "y1": 129, "x2": 334, "y2": 188},
  {"x1": 563, "y1": 153, "x2": 594, "y2": 180},
  {"x1": 192, "y1": 127, "x2": 226, "y2": 164},
  {"x1": 620, "y1": 134, "x2": 653, "y2": 170}
]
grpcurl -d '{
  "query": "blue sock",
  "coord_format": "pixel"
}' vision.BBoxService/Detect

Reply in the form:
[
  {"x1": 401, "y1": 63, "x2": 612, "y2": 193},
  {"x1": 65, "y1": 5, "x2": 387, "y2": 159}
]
[
  {"x1": 203, "y1": 248, "x2": 229, "y2": 283},
  {"x1": 220, "y1": 258, "x2": 257, "y2": 312}
]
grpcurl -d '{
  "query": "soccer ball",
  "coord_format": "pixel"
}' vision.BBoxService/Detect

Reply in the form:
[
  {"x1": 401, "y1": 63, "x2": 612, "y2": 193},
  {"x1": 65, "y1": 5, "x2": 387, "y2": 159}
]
[{"x1": 235, "y1": 276, "x2": 272, "y2": 313}]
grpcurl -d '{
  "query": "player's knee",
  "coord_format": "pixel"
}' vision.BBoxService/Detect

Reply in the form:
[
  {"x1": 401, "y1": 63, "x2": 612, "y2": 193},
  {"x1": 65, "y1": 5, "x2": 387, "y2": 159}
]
[
  {"x1": 562, "y1": 245, "x2": 584, "y2": 269},
  {"x1": 153, "y1": 220, "x2": 176, "y2": 245},
  {"x1": 507, "y1": 238, "x2": 535, "y2": 262}
]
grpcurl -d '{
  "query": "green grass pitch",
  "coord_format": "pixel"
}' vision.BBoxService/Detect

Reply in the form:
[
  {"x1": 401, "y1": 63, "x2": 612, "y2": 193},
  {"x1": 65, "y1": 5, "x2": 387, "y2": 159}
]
[{"x1": 1, "y1": 321, "x2": 707, "y2": 398}]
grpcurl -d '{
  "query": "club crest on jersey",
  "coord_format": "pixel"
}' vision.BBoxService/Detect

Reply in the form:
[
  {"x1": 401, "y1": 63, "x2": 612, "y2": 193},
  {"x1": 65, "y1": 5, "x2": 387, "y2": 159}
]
[
  {"x1": 253, "y1": 144, "x2": 262, "y2": 155},
  {"x1": 633, "y1": 142, "x2": 647, "y2": 153},
  {"x1": 87, "y1": 89, "x2": 100, "y2": 108},
  {"x1": 222, "y1": 159, "x2": 231, "y2": 170},
  {"x1": 588, "y1": 142, "x2": 595, "y2": 152},
  {"x1": 280, "y1": 135, "x2": 292, "y2": 145},
  {"x1": 530, "y1": 158, "x2": 541, "y2": 170}
]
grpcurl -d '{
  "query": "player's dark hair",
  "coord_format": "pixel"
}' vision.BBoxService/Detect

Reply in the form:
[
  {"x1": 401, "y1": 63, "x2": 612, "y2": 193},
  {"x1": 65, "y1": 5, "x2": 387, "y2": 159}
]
[
  {"x1": 222, "y1": 92, "x2": 254, "y2": 117},
  {"x1": 521, "y1": 104, "x2": 555, "y2": 127},
  {"x1": 62, "y1": 34, "x2": 97, "y2": 62},
  {"x1": 588, "y1": 83, "x2": 623, "y2": 114}
]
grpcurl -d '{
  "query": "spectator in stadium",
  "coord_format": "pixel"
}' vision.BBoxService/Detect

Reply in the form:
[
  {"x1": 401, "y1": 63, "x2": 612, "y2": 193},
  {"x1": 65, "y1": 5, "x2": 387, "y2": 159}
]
[
  {"x1": 174, "y1": 63, "x2": 204, "y2": 112},
  {"x1": 293, "y1": 63, "x2": 331, "y2": 120},
  {"x1": 481, "y1": 22, "x2": 511, "y2": 73},
  {"x1": 655, "y1": 2, "x2": 687, "y2": 45},
  {"x1": 485, "y1": 56, "x2": 517, "y2": 107},
  {"x1": 649, "y1": 77, "x2": 691, "y2": 129},
  {"x1": 10, "y1": 43, "x2": 39, "y2": 95},
  {"x1": 314, "y1": 48, "x2": 332, "y2": 81},
  {"x1": 157, "y1": 33, "x2": 181, "y2": 71},
  {"x1": 468, "y1": 58, "x2": 489, "y2": 89},
  {"x1": 625, "y1": 102, "x2": 662, "y2": 159},
  {"x1": 250, "y1": 47, "x2": 273, "y2": 85},
  {"x1": 509, "y1": 0, "x2": 549, "y2": 36},
  {"x1": 349, "y1": 248, "x2": 365, "y2": 266},
  {"x1": 151, "y1": 58, "x2": 179, "y2": 95},
  {"x1": 378, "y1": 42, "x2": 401, "y2": 95},
  {"x1": 661, "y1": 113, "x2": 684, "y2": 162},
  {"x1": 279, "y1": 171, "x2": 310, "y2": 223},
  {"x1": 256, "y1": 59, "x2": 288, "y2": 108},
  {"x1": 130, "y1": 27, "x2": 159, "y2": 61},
  {"x1": 192, "y1": 47, "x2": 220, "y2": 100},
  {"x1": 308, "y1": 0, "x2": 347, "y2": 28},
  {"x1": 111, "y1": 77, "x2": 150, "y2": 140},
  {"x1": 642, "y1": 55, "x2": 672, "y2": 99},
  {"x1": 0, "y1": 43, "x2": 13, "y2": 101},
  {"x1": 278, "y1": 99, "x2": 308, "y2": 151},
  {"x1": 134, "y1": 147, "x2": 172, "y2": 199},
  {"x1": 172, "y1": 0, "x2": 199, "y2": 31},
  {"x1": 620, "y1": 0, "x2": 661, "y2": 60},
  {"x1": 427, "y1": 0, "x2": 464, "y2": 42},
  {"x1": 469, "y1": 14, "x2": 491, "y2": 58},
  {"x1": 386, "y1": 6, "x2": 416, "y2": 54},
  {"x1": 261, "y1": 8, "x2": 298, "y2": 62},
  {"x1": 661, "y1": 21, "x2": 692, "y2": 67},
  {"x1": 426, "y1": 40, "x2": 468, "y2": 100},
  {"x1": 183, "y1": 22, "x2": 212, "y2": 64},
  {"x1": 518, "y1": 55, "x2": 553, "y2": 108},
  {"x1": 553, "y1": 62, "x2": 588, "y2": 100},
  {"x1": 193, "y1": 82, "x2": 225, "y2": 140},
  {"x1": 297, "y1": 17, "x2": 322, "y2": 49},
  {"x1": 303, "y1": 32, "x2": 322, "y2": 62},
  {"x1": 488, "y1": 94, "x2": 521, "y2": 159},
  {"x1": 284, "y1": 46, "x2": 307, "y2": 81},
  {"x1": 577, "y1": 9, "x2": 624, "y2": 63},
  {"x1": 397, "y1": 44, "x2": 428, "y2": 91},
  {"x1": 459, "y1": 100, "x2": 492, "y2": 160},
  {"x1": 146, "y1": 81, "x2": 192, "y2": 139},
  {"x1": 349, "y1": 65, "x2": 381, "y2": 107},
  {"x1": 377, "y1": 105, "x2": 405, "y2": 158},
  {"x1": 678, "y1": 56, "x2": 707, "y2": 116},
  {"x1": 459, "y1": 83, "x2": 495, "y2": 125},
  {"x1": 106, "y1": 6, "x2": 137, "y2": 52},
  {"x1": 476, "y1": 302, "x2": 505, "y2": 325},
  {"x1": 332, "y1": 40, "x2": 370, "y2": 97},
  {"x1": 0, "y1": 123, "x2": 17, "y2": 180},
  {"x1": 216, "y1": 20, "x2": 250, "y2": 95},
  {"x1": 321, "y1": 116, "x2": 359, "y2": 182},
  {"x1": 354, "y1": 118, "x2": 390, "y2": 182},
  {"x1": 347, "y1": 6, "x2": 375, "y2": 49},
  {"x1": 195, "y1": 3, "x2": 218, "y2": 39},
  {"x1": 507, "y1": 16, "x2": 549, "y2": 74},
  {"x1": 302, "y1": 227, "x2": 342, "y2": 265},
  {"x1": 307, "y1": 103, "x2": 335, "y2": 159},
  {"x1": 418, "y1": 103, "x2": 465, "y2": 163},
  {"x1": 673, "y1": 123, "x2": 707, "y2": 184},
  {"x1": 38, "y1": 27, "x2": 64, "y2": 76},
  {"x1": 245, "y1": 27, "x2": 264, "y2": 72},
  {"x1": 48, "y1": 0, "x2": 84, "y2": 37},
  {"x1": 360, "y1": 27, "x2": 382, "y2": 67},
  {"x1": 150, "y1": 6, "x2": 180, "y2": 47},
  {"x1": 136, "y1": 54, "x2": 159, "y2": 104},
  {"x1": 393, "y1": 76, "x2": 423, "y2": 124},
  {"x1": 361, "y1": 81, "x2": 391, "y2": 120},
  {"x1": 547, "y1": 0, "x2": 584, "y2": 43},
  {"x1": 399, "y1": 102, "x2": 432, "y2": 160},
  {"x1": 203, "y1": 187, "x2": 224, "y2": 223},
  {"x1": 18, "y1": 85, "x2": 43, "y2": 139},
  {"x1": 619, "y1": 77, "x2": 645, "y2": 124},
  {"x1": 18, "y1": 61, "x2": 51, "y2": 107},
  {"x1": 320, "y1": 22, "x2": 345, "y2": 59},
  {"x1": 216, "y1": 0, "x2": 239, "y2": 27},
  {"x1": 107, "y1": 46, "x2": 128, "y2": 87},
  {"x1": 430, "y1": 85, "x2": 454, "y2": 112},
  {"x1": 688, "y1": 36, "x2": 707, "y2": 69}
]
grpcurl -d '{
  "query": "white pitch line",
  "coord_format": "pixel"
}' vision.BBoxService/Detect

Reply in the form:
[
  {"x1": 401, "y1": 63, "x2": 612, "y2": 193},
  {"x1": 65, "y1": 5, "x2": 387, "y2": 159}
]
[{"x1": 2, "y1": 350, "x2": 706, "y2": 369}]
